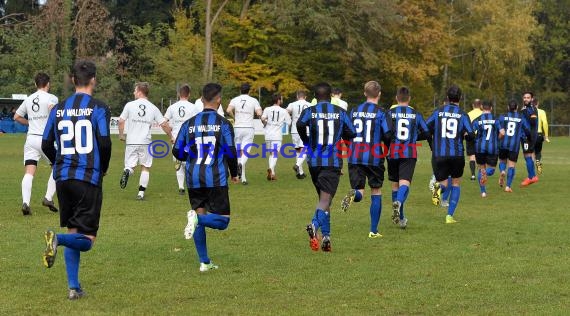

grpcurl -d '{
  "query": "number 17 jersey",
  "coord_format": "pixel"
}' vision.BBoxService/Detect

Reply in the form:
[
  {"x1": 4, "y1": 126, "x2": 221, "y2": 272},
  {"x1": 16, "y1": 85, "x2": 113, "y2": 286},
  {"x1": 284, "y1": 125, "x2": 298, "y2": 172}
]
[{"x1": 426, "y1": 104, "x2": 473, "y2": 158}]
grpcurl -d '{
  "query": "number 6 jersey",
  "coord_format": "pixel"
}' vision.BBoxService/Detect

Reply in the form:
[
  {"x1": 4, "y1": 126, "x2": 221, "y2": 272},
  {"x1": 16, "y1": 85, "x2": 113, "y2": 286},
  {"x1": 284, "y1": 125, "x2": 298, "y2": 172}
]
[{"x1": 426, "y1": 104, "x2": 474, "y2": 158}]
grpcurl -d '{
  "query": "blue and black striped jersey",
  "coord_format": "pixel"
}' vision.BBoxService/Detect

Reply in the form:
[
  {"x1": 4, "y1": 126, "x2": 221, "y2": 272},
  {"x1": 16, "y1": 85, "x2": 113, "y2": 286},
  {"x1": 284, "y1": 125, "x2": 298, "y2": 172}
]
[
  {"x1": 42, "y1": 93, "x2": 112, "y2": 187},
  {"x1": 426, "y1": 104, "x2": 474, "y2": 158},
  {"x1": 473, "y1": 112, "x2": 503, "y2": 155},
  {"x1": 297, "y1": 102, "x2": 356, "y2": 168},
  {"x1": 386, "y1": 105, "x2": 429, "y2": 159},
  {"x1": 498, "y1": 112, "x2": 530, "y2": 153},
  {"x1": 348, "y1": 102, "x2": 389, "y2": 165},
  {"x1": 522, "y1": 104, "x2": 538, "y2": 136},
  {"x1": 173, "y1": 109, "x2": 238, "y2": 188}
]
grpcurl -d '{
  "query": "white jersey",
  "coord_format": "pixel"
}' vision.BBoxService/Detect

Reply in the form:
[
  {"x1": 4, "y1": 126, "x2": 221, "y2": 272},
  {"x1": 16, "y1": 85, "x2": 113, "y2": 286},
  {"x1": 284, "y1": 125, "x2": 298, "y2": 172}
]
[
  {"x1": 16, "y1": 90, "x2": 58, "y2": 136},
  {"x1": 195, "y1": 98, "x2": 225, "y2": 116},
  {"x1": 164, "y1": 100, "x2": 198, "y2": 138},
  {"x1": 286, "y1": 99, "x2": 312, "y2": 134},
  {"x1": 229, "y1": 94, "x2": 261, "y2": 128},
  {"x1": 262, "y1": 106, "x2": 291, "y2": 141},
  {"x1": 120, "y1": 98, "x2": 166, "y2": 145}
]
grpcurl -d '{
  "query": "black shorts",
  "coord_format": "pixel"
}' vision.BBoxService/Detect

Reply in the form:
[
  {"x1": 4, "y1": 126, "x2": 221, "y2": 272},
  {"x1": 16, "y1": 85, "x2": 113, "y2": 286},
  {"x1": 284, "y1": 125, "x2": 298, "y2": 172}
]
[
  {"x1": 521, "y1": 138, "x2": 535, "y2": 154},
  {"x1": 432, "y1": 156, "x2": 465, "y2": 182},
  {"x1": 387, "y1": 158, "x2": 417, "y2": 182},
  {"x1": 348, "y1": 163, "x2": 385, "y2": 189},
  {"x1": 187, "y1": 187, "x2": 230, "y2": 216},
  {"x1": 309, "y1": 166, "x2": 341, "y2": 197},
  {"x1": 499, "y1": 149, "x2": 519, "y2": 162},
  {"x1": 475, "y1": 153, "x2": 498, "y2": 167},
  {"x1": 57, "y1": 180, "x2": 102, "y2": 236},
  {"x1": 466, "y1": 139, "x2": 476, "y2": 156}
]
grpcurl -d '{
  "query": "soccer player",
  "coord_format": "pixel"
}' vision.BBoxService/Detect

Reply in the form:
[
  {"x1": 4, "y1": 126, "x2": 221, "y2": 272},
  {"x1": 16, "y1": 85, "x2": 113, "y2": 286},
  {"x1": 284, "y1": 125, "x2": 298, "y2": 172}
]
[
  {"x1": 520, "y1": 91, "x2": 539, "y2": 187},
  {"x1": 164, "y1": 84, "x2": 200, "y2": 195},
  {"x1": 339, "y1": 81, "x2": 390, "y2": 238},
  {"x1": 195, "y1": 95, "x2": 225, "y2": 116},
  {"x1": 386, "y1": 87, "x2": 430, "y2": 229},
  {"x1": 332, "y1": 87, "x2": 348, "y2": 110},
  {"x1": 226, "y1": 83, "x2": 262, "y2": 185},
  {"x1": 41, "y1": 60, "x2": 112, "y2": 300},
  {"x1": 118, "y1": 82, "x2": 173, "y2": 200},
  {"x1": 13, "y1": 73, "x2": 59, "y2": 215},
  {"x1": 498, "y1": 100, "x2": 530, "y2": 192},
  {"x1": 472, "y1": 101, "x2": 505, "y2": 197},
  {"x1": 286, "y1": 90, "x2": 312, "y2": 179},
  {"x1": 534, "y1": 98, "x2": 549, "y2": 175},
  {"x1": 297, "y1": 82, "x2": 356, "y2": 251},
  {"x1": 173, "y1": 83, "x2": 239, "y2": 272},
  {"x1": 466, "y1": 99, "x2": 483, "y2": 180},
  {"x1": 261, "y1": 93, "x2": 291, "y2": 181},
  {"x1": 426, "y1": 85, "x2": 474, "y2": 224}
]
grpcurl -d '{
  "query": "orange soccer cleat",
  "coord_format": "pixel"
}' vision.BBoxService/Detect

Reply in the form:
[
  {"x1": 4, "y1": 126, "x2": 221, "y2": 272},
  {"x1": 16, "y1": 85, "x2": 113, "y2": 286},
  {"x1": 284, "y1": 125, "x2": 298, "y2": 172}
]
[{"x1": 520, "y1": 176, "x2": 539, "y2": 187}]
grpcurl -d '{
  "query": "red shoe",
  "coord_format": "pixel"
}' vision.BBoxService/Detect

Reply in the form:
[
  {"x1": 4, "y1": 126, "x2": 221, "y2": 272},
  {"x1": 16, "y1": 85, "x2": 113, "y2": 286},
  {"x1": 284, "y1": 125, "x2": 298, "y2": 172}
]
[
  {"x1": 306, "y1": 224, "x2": 319, "y2": 251},
  {"x1": 529, "y1": 176, "x2": 539, "y2": 184},
  {"x1": 520, "y1": 176, "x2": 538, "y2": 187}
]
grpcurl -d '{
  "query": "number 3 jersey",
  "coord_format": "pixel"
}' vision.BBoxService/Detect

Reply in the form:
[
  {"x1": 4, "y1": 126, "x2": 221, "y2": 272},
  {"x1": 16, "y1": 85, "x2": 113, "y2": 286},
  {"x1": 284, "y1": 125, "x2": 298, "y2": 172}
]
[
  {"x1": 173, "y1": 109, "x2": 238, "y2": 188},
  {"x1": 119, "y1": 98, "x2": 166, "y2": 145},
  {"x1": 426, "y1": 104, "x2": 474, "y2": 158},
  {"x1": 472, "y1": 112, "x2": 503, "y2": 155},
  {"x1": 16, "y1": 90, "x2": 59, "y2": 136},
  {"x1": 42, "y1": 93, "x2": 112, "y2": 187},
  {"x1": 348, "y1": 102, "x2": 390, "y2": 165}
]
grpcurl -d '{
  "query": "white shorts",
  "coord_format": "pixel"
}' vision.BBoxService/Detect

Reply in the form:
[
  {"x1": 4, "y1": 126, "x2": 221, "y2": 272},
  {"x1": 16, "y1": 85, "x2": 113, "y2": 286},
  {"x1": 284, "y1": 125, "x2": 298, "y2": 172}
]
[
  {"x1": 291, "y1": 133, "x2": 304, "y2": 149},
  {"x1": 265, "y1": 140, "x2": 281, "y2": 158},
  {"x1": 125, "y1": 145, "x2": 153, "y2": 169},
  {"x1": 235, "y1": 128, "x2": 255, "y2": 153},
  {"x1": 23, "y1": 135, "x2": 49, "y2": 164}
]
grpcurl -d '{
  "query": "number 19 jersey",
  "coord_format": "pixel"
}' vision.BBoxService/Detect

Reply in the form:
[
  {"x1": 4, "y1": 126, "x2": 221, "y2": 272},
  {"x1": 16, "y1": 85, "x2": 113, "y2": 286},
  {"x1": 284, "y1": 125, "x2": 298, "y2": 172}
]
[{"x1": 426, "y1": 104, "x2": 473, "y2": 158}]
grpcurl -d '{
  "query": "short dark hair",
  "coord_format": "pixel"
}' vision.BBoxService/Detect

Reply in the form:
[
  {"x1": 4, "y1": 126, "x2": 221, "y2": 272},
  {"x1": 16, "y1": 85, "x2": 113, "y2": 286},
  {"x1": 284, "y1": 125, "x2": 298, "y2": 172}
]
[
  {"x1": 179, "y1": 84, "x2": 190, "y2": 98},
  {"x1": 240, "y1": 83, "x2": 251, "y2": 94},
  {"x1": 396, "y1": 86, "x2": 410, "y2": 102},
  {"x1": 481, "y1": 100, "x2": 492, "y2": 110},
  {"x1": 296, "y1": 90, "x2": 306, "y2": 99},
  {"x1": 203, "y1": 83, "x2": 222, "y2": 103},
  {"x1": 135, "y1": 82, "x2": 150, "y2": 97},
  {"x1": 332, "y1": 87, "x2": 342, "y2": 95},
  {"x1": 314, "y1": 82, "x2": 332, "y2": 102},
  {"x1": 523, "y1": 91, "x2": 534, "y2": 98},
  {"x1": 508, "y1": 99, "x2": 518, "y2": 112},
  {"x1": 34, "y1": 73, "x2": 50, "y2": 88},
  {"x1": 72, "y1": 60, "x2": 96, "y2": 87},
  {"x1": 271, "y1": 93, "x2": 282, "y2": 104},
  {"x1": 447, "y1": 85, "x2": 462, "y2": 103}
]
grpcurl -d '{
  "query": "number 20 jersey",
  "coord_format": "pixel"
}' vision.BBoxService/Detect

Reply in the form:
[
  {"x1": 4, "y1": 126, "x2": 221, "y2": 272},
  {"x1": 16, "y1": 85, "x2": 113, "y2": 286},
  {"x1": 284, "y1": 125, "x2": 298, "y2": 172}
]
[{"x1": 426, "y1": 104, "x2": 473, "y2": 158}]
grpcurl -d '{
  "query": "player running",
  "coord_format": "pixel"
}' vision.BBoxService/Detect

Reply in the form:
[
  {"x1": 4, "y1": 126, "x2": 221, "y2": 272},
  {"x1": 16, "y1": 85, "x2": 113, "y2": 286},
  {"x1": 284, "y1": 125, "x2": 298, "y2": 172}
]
[
  {"x1": 426, "y1": 85, "x2": 474, "y2": 224},
  {"x1": 226, "y1": 83, "x2": 262, "y2": 185},
  {"x1": 466, "y1": 99, "x2": 483, "y2": 180},
  {"x1": 286, "y1": 90, "x2": 312, "y2": 179},
  {"x1": 534, "y1": 98, "x2": 549, "y2": 175},
  {"x1": 498, "y1": 100, "x2": 531, "y2": 192},
  {"x1": 164, "y1": 84, "x2": 200, "y2": 195},
  {"x1": 173, "y1": 83, "x2": 239, "y2": 272},
  {"x1": 297, "y1": 82, "x2": 356, "y2": 251},
  {"x1": 520, "y1": 91, "x2": 539, "y2": 187},
  {"x1": 261, "y1": 93, "x2": 291, "y2": 181},
  {"x1": 118, "y1": 82, "x2": 173, "y2": 200},
  {"x1": 386, "y1": 87, "x2": 430, "y2": 229},
  {"x1": 472, "y1": 101, "x2": 505, "y2": 197},
  {"x1": 339, "y1": 81, "x2": 390, "y2": 238},
  {"x1": 41, "y1": 60, "x2": 112, "y2": 300},
  {"x1": 13, "y1": 73, "x2": 59, "y2": 215}
]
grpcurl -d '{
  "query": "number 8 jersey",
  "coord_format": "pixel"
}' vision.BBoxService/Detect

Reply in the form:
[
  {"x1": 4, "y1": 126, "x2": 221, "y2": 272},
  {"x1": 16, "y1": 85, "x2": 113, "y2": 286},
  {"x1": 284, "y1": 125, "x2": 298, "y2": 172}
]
[
  {"x1": 16, "y1": 90, "x2": 58, "y2": 136},
  {"x1": 426, "y1": 104, "x2": 473, "y2": 158},
  {"x1": 42, "y1": 93, "x2": 112, "y2": 187}
]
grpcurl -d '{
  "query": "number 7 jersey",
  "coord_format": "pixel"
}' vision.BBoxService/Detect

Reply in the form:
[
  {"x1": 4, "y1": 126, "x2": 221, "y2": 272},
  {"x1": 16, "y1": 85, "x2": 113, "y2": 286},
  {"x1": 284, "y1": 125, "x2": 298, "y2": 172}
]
[{"x1": 426, "y1": 104, "x2": 474, "y2": 158}]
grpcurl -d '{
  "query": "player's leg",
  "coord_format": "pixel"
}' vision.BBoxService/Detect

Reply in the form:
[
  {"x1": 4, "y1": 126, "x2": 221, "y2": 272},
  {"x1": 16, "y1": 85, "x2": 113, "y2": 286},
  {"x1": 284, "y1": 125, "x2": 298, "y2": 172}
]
[
  {"x1": 485, "y1": 155, "x2": 498, "y2": 191},
  {"x1": 441, "y1": 176, "x2": 452, "y2": 207},
  {"x1": 366, "y1": 165, "x2": 384, "y2": 236},
  {"x1": 387, "y1": 159, "x2": 400, "y2": 224},
  {"x1": 176, "y1": 159, "x2": 186, "y2": 195},
  {"x1": 241, "y1": 130, "x2": 255, "y2": 184},
  {"x1": 505, "y1": 152, "x2": 518, "y2": 192},
  {"x1": 520, "y1": 139, "x2": 538, "y2": 186},
  {"x1": 446, "y1": 158, "x2": 465, "y2": 223},
  {"x1": 37, "y1": 145, "x2": 59, "y2": 212},
  {"x1": 21, "y1": 136, "x2": 42, "y2": 215},
  {"x1": 395, "y1": 159, "x2": 415, "y2": 228},
  {"x1": 535, "y1": 134, "x2": 544, "y2": 175},
  {"x1": 498, "y1": 149, "x2": 508, "y2": 187},
  {"x1": 432, "y1": 158, "x2": 450, "y2": 206},
  {"x1": 467, "y1": 140, "x2": 476, "y2": 180},
  {"x1": 475, "y1": 154, "x2": 487, "y2": 197},
  {"x1": 120, "y1": 146, "x2": 137, "y2": 189},
  {"x1": 311, "y1": 167, "x2": 340, "y2": 252},
  {"x1": 340, "y1": 164, "x2": 364, "y2": 212},
  {"x1": 306, "y1": 167, "x2": 322, "y2": 251},
  {"x1": 137, "y1": 146, "x2": 152, "y2": 199},
  {"x1": 268, "y1": 141, "x2": 280, "y2": 180},
  {"x1": 292, "y1": 134, "x2": 306, "y2": 178}
]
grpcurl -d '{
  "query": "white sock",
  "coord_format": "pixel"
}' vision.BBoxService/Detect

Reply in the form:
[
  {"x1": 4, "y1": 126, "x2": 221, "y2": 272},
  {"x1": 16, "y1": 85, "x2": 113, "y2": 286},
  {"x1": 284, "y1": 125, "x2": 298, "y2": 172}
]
[
  {"x1": 269, "y1": 157, "x2": 277, "y2": 174},
  {"x1": 241, "y1": 156, "x2": 248, "y2": 180},
  {"x1": 139, "y1": 171, "x2": 149, "y2": 196},
  {"x1": 22, "y1": 174, "x2": 33, "y2": 205},
  {"x1": 45, "y1": 170, "x2": 56, "y2": 200},
  {"x1": 176, "y1": 166, "x2": 185, "y2": 190},
  {"x1": 296, "y1": 156, "x2": 306, "y2": 174}
]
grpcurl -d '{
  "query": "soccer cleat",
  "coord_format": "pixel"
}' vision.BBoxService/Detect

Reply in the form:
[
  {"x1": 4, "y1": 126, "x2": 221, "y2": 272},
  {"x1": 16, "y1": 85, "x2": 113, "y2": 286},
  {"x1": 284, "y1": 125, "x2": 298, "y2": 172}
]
[
  {"x1": 479, "y1": 169, "x2": 487, "y2": 186},
  {"x1": 178, "y1": 189, "x2": 185, "y2": 196},
  {"x1": 174, "y1": 160, "x2": 182, "y2": 171},
  {"x1": 399, "y1": 217, "x2": 408, "y2": 229},
  {"x1": 470, "y1": 175, "x2": 476, "y2": 181},
  {"x1": 340, "y1": 189, "x2": 356, "y2": 212},
  {"x1": 481, "y1": 192, "x2": 487, "y2": 198},
  {"x1": 21, "y1": 203, "x2": 31, "y2": 216},
  {"x1": 119, "y1": 169, "x2": 130, "y2": 189},
  {"x1": 536, "y1": 160, "x2": 543, "y2": 175},
  {"x1": 42, "y1": 198, "x2": 59, "y2": 213},
  {"x1": 529, "y1": 176, "x2": 539, "y2": 184},
  {"x1": 520, "y1": 176, "x2": 539, "y2": 187},
  {"x1": 505, "y1": 187, "x2": 513, "y2": 193},
  {"x1": 237, "y1": 163, "x2": 242, "y2": 180},
  {"x1": 199, "y1": 262, "x2": 219, "y2": 272},
  {"x1": 42, "y1": 230, "x2": 58, "y2": 268},
  {"x1": 368, "y1": 232, "x2": 383, "y2": 238},
  {"x1": 300, "y1": 173, "x2": 306, "y2": 179},
  {"x1": 440, "y1": 200, "x2": 449, "y2": 208},
  {"x1": 321, "y1": 235, "x2": 332, "y2": 252},
  {"x1": 428, "y1": 175, "x2": 436, "y2": 192},
  {"x1": 498, "y1": 172, "x2": 505, "y2": 187},
  {"x1": 184, "y1": 210, "x2": 198, "y2": 240},
  {"x1": 241, "y1": 180, "x2": 248, "y2": 185},
  {"x1": 431, "y1": 183, "x2": 441, "y2": 206},
  {"x1": 445, "y1": 215, "x2": 457, "y2": 224},
  {"x1": 68, "y1": 288, "x2": 86, "y2": 300},
  {"x1": 306, "y1": 224, "x2": 319, "y2": 251},
  {"x1": 391, "y1": 201, "x2": 401, "y2": 224},
  {"x1": 136, "y1": 194, "x2": 144, "y2": 201},
  {"x1": 266, "y1": 169, "x2": 272, "y2": 181}
]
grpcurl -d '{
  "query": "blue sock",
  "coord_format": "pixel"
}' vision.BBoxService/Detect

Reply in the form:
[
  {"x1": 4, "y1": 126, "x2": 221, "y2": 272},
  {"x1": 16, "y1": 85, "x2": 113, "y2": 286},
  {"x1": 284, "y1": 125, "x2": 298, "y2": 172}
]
[
  {"x1": 499, "y1": 161, "x2": 506, "y2": 173},
  {"x1": 525, "y1": 156, "x2": 536, "y2": 178},
  {"x1": 354, "y1": 190, "x2": 363, "y2": 202},
  {"x1": 440, "y1": 184, "x2": 448, "y2": 201},
  {"x1": 57, "y1": 233, "x2": 92, "y2": 252},
  {"x1": 316, "y1": 209, "x2": 330, "y2": 236},
  {"x1": 198, "y1": 214, "x2": 230, "y2": 230},
  {"x1": 391, "y1": 190, "x2": 397, "y2": 202},
  {"x1": 193, "y1": 225, "x2": 210, "y2": 264},
  {"x1": 448, "y1": 186, "x2": 461, "y2": 216},
  {"x1": 486, "y1": 168, "x2": 495, "y2": 176},
  {"x1": 507, "y1": 167, "x2": 515, "y2": 187},
  {"x1": 64, "y1": 247, "x2": 81, "y2": 289},
  {"x1": 370, "y1": 195, "x2": 381, "y2": 233},
  {"x1": 312, "y1": 210, "x2": 321, "y2": 232},
  {"x1": 397, "y1": 185, "x2": 409, "y2": 220},
  {"x1": 478, "y1": 169, "x2": 486, "y2": 193}
]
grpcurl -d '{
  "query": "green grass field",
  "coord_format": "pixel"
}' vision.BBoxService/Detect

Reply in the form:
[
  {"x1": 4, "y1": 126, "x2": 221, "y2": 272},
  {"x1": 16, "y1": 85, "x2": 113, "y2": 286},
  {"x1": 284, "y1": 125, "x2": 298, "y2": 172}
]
[{"x1": 0, "y1": 134, "x2": 568, "y2": 315}]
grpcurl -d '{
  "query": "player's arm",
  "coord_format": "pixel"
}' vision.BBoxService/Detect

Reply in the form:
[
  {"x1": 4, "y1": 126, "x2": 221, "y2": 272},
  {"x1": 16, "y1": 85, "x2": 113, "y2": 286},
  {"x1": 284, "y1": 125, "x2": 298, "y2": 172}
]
[
  {"x1": 541, "y1": 110, "x2": 550, "y2": 141},
  {"x1": 296, "y1": 108, "x2": 310, "y2": 144},
  {"x1": 341, "y1": 111, "x2": 356, "y2": 141},
  {"x1": 226, "y1": 100, "x2": 235, "y2": 118},
  {"x1": 160, "y1": 120, "x2": 174, "y2": 143},
  {"x1": 41, "y1": 109, "x2": 57, "y2": 164},
  {"x1": 380, "y1": 114, "x2": 393, "y2": 146},
  {"x1": 425, "y1": 110, "x2": 437, "y2": 133},
  {"x1": 221, "y1": 121, "x2": 239, "y2": 182},
  {"x1": 13, "y1": 101, "x2": 28, "y2": 125},
  {"x1": 286, "y1": 103, "x2": 293, "y2": 115},
  {"x1": 172, "y1": 121, "x2": 189, "y2": 161},
  {"x1": 118, "y1": 105, "x2": 128, "y2": 141},
  {"x1": 462, "y1": 115, "x2": 475, "y2": 141},
  {"x1": 261, "y1": 109, "x2": 268, "y2": 127},
  {"x1": 255, "y1": 103, "x2": 263, "y2": 118},
  {"x1": 95, "y1": 105, "x2": 112, "y2": 175}
]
